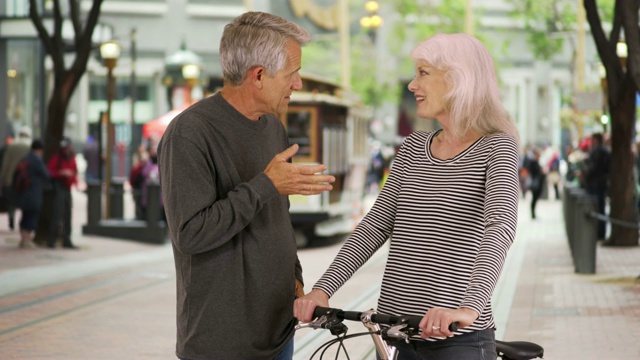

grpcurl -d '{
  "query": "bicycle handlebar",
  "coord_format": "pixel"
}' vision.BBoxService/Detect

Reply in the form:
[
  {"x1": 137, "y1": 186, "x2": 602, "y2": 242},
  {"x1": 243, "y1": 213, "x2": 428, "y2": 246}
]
[{"x1": 313, "y1": 306, "x2": 459, "y2": 332}]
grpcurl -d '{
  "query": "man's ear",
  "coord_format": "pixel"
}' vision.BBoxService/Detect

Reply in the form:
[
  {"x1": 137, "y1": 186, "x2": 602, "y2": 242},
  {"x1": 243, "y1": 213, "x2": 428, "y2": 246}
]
[{"x1": 248, "y1": 66, "x2": 265, "y2": 89}]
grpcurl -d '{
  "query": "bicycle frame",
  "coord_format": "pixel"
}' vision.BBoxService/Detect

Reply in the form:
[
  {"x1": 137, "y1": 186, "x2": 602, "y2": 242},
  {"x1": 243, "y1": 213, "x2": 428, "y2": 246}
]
[{"x1": 359, "y1": 309, "x2": 398, "y2": 360}]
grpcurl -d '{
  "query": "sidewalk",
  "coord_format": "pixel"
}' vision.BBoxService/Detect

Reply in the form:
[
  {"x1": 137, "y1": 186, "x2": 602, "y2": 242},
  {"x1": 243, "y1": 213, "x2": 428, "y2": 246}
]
[
  {"x1": 0, "y1": 190, "x2": 639, "y2": 359},
  {"x1": 498, "y1": 197, "x2": 640, "y2": 360}
]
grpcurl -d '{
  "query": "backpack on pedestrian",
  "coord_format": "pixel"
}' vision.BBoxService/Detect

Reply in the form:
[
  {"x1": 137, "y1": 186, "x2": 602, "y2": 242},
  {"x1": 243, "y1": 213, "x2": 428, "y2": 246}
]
[{"x1": 13, "y1": 158, "x2": 31, "y2": 193}]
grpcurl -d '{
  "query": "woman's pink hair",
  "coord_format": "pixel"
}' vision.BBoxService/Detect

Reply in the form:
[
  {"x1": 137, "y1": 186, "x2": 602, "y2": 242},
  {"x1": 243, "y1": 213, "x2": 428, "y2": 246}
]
[{"x1": 410, "y1": 33, "x2": 518, "y2": 143}]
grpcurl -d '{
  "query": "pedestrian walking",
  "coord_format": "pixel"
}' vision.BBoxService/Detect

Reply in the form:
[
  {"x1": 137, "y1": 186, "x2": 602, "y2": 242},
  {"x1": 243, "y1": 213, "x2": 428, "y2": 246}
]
[
  {"x1": 15, "y1": 139, "x2": 50, "y2": 249},
  {"x1": 0, "y1": 126, "x2": 31, "y2": 230}
]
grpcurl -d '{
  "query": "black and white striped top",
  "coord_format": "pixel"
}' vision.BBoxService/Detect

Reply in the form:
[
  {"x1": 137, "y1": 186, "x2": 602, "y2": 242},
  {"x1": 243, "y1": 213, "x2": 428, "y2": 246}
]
[{"x1": 313, "y1": 130, "x2": 520, "y2": 337}]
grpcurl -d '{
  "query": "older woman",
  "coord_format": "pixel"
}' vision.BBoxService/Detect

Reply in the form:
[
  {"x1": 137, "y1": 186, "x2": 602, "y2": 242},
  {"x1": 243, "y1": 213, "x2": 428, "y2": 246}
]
[{"x1": 295, "y1": 33, "x2": 520, "y2": 360}]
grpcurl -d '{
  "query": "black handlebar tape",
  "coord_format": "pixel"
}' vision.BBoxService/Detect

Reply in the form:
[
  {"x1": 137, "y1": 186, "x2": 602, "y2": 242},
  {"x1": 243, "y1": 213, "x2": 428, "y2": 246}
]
[
  {"x1": 341, "y1": 310, "x2": 362, "y2": 321},
  {"x1": 314, "y1": 307, "x2": 332, "y2": 318}
]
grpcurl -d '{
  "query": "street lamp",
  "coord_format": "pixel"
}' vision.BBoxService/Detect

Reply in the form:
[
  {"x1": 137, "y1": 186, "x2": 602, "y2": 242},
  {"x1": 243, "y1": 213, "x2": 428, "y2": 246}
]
[
  {"x1": 360, "y1": 1, "x2": 383, "y2": 43},
  {"x1": 617, "y1": 40, "x2": 628, "y2": 70},
  {"x1": 100, "y1": 39, "x2": 121, "y2": 219},
  {"x1": 181, "y1": 63, "x2": 201, "y2": 103},
  {"x1": 164, "y1": 42, "x2": 203, "y2": 109}
]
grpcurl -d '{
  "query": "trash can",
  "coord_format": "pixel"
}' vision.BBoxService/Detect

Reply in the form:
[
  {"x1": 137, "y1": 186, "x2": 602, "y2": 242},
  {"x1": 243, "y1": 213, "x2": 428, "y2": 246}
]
[
  {"x1": 86, "y1": 180, "x2": 102, "y2": 226},
  {"x1": 572, "y1": 192, "x2": 597, "y2": 274},
  {"x1": 563, "y1": 184, "x2": 587, "y2": 256},
  {"x1": 109, "y1": 178, "x2": 125, "y2": 219}
]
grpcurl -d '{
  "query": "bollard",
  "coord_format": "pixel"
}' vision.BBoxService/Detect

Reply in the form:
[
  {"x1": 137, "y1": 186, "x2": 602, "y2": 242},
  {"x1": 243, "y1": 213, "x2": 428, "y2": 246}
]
[
  {"x1": 109, "y1": 178, "x2": 125, "y2": 219},
  {"x1": 86, "y1": 181, "x2": 102, "y2": 225},
  {"x1": 573, "y1": 192, "x2": 598, "y2": 274},
  {"x1": 146, "y1": 184, "x2": 161, "y2": 227},
  {"x1": 566, "y1": 186, "x2": 587, "y2": 257}
]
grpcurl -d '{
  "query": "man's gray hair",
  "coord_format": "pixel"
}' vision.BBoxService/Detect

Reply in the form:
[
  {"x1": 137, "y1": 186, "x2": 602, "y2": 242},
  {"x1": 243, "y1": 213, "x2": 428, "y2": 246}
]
[{"x1": 220, "y1": 12, "x2": 311, "y2": 86}]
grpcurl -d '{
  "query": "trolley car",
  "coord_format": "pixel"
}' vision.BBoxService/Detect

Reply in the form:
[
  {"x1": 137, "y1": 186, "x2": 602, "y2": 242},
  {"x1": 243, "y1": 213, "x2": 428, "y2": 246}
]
[{"x1": 280, "y1": 76, "x2": 373, "y2": 247}]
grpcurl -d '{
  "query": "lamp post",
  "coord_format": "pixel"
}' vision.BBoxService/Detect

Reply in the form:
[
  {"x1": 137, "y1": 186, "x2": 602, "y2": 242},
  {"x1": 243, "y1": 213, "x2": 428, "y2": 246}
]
[
  {"x1": 181, "y1": 63, "x2": 201, "y2": 104},
  {"x1": 360, "y1": 1, "x2": 383, "y2": 44},
  {"x1": 100, "y1": 39, "x2": 121, "y2": 219},
  {"x1": 164, "y1": 42, "x2": 203, "y2": 110},
  {"x1": 599, "y1": 64, "x2": 609, "y2": 133}
]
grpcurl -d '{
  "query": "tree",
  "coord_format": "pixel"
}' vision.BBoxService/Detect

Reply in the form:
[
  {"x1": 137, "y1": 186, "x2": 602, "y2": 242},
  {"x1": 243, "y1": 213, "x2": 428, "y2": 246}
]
[
  {"x1": 507, "y1": 0, "x2": 614, "y2": 140},
  {"x1": 28, "y1": 0, "x2": 105, "y2": 159},
  {"x1": 584, "y1": 0, "x2": 639, "y2": 246},
  {"x1": 28, "y1": 0, "x2": 105, "y2": 244}
]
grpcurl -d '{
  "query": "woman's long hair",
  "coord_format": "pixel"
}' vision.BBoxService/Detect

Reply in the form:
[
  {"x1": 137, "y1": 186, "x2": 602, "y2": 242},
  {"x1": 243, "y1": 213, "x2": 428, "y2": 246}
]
[{"x1": 410, "y1": 33, "x2": 519, "y2": 144}]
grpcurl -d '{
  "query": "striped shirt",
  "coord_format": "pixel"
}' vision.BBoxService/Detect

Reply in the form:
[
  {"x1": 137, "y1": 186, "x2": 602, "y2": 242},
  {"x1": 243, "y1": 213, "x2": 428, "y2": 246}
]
[{"x1": 313, "y1": 130, "x2": 520, "y2": 337}]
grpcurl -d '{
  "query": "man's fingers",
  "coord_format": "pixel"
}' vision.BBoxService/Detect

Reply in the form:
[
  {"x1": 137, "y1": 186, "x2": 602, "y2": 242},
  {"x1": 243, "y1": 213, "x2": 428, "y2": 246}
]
[
  {"x1": 297, "y1": 164, "x2": 329, "y2": 175},
  {"x1": 276, "y1": 144, "x2": 299, "y2": 161}
]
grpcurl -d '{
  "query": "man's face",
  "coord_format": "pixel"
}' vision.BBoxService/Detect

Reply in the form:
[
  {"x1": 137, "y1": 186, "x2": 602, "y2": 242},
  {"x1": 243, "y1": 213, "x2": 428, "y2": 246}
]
[{"x1": 260, "y1": 39, "x2": 303, "y2": 116}]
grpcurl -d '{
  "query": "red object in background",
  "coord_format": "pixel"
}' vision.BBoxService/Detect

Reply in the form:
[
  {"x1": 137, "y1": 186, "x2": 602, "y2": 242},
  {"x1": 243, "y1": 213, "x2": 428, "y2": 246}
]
[
  {"x1": 142, "y1": 105, "x2": 189, "y2": 139},
  {"x1": 578, "y1": 137, "x2": 592, "y2": 151}
]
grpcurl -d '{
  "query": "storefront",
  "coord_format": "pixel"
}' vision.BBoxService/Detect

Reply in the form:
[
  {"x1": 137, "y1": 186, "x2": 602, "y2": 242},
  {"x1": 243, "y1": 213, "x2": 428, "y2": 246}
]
[{"x1": 1, "y1": 38, "x2": 45, "y2": 142}]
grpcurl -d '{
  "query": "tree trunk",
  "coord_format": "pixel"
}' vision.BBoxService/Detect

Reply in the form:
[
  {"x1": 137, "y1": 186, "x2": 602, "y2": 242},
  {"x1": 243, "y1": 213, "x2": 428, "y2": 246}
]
[
  {"x1": 607, "y1": 80, "x2": 639, "y2": 246},
  {"x1": 34, "y1": 81, "x2": 71, "y2": 246}
]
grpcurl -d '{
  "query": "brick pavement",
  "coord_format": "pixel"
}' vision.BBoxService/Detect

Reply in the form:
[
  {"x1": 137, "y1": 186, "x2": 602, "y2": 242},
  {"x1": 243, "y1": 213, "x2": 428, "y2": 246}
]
[{"x1": 0, "y1": 189, "x2": 638, "y2": 359}]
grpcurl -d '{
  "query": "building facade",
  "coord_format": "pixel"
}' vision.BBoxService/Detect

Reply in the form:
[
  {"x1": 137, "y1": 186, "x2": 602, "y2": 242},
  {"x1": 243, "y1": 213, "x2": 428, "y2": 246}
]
[{"x1": 1, "y1": 0, "x2": 604, "y2": 168}]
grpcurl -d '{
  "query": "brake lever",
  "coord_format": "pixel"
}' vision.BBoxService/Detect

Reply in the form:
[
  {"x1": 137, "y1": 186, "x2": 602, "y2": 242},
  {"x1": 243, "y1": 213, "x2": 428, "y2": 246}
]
[
  {"x1": 382, "y1": 324, "x2": 412, "y2": 343},
  {"x1": 295, "y1": 315, "x2": 348, "y2": 336}
]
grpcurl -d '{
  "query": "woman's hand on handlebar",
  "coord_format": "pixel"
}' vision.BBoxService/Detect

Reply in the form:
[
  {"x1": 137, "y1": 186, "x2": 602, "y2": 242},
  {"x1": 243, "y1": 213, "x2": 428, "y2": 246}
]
[
  {"x1": 293, "y1": 289, "x2": 330, "y2": 322},
  {"x1": 418, "y1": 307, "x2": 478, "y2": 339}
]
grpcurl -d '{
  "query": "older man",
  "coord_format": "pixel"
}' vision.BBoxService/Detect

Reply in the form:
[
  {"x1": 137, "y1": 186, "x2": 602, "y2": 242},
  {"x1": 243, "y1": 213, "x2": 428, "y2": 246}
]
[{"x1": 158, "y1": 12, "x2": 335, "y2": 360}]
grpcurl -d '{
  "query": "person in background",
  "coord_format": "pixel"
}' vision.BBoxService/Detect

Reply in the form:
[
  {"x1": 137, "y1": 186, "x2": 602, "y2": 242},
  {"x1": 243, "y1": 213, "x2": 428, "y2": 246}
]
[
  {"x1": 82, "y1": 135, "x2": 100, "y2": 184},
  {"x1": 0, "y1": 135, "x2": 14, "y2": 213},
  {"x1": 580, "y1": 132, "x2": 611, "y2": 240},
  {"x1": 294, "y1": 33, "x2": 520, "y2": 360},
  {"x1": 47, "y1": 137, "x2": 79, "y2": 249},
  {"x1": 0, "y1": 127, "x2": 32, "y2": 231},
  {"x1": 15, "y1": 139, "x2": 50, "y2": 249},
  {"x1": 157, "y1": 12, "x2": 335, "y2": 360},
  {"x1": 128, "y1": 144, "x2": 148, "y2": 220},
  {"x1": 525, "y1": 147, "x2": 545, "y2": 219},
  {"x1": 141, "y1": 145, "x2": 164, "y2": 221}
]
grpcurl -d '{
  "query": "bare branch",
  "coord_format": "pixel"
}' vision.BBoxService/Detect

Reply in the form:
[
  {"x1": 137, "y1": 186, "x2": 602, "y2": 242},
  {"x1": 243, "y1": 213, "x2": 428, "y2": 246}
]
[
  {"x1": 28, "y1": 0, "x2": 54, "y2": 56},
  {"x1": 69, "y1": 0, "x2": 82, "y2": 44},
  {"x1": 51, "y1": 0, "x2": 65, "y2": 70},
  {"x1": 71, "y1": 0, "x2": 105, "y2": 75},
  {"x1": 619, "y1": 0, "x2": 640, "y2": 91}
]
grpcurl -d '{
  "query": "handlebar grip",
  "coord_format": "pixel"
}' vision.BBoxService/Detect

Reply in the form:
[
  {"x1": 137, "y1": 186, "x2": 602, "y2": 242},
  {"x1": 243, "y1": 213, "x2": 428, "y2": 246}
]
[{"x1": 313, "y1": 307, "x2": 332, "y2": 318}]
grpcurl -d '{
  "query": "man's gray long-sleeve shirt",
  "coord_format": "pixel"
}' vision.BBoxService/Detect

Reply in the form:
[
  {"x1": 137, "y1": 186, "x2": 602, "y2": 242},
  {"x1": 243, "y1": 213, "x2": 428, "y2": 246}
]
[{"x1": 158, "y1": 93, "x2": 302, "y2": 360}]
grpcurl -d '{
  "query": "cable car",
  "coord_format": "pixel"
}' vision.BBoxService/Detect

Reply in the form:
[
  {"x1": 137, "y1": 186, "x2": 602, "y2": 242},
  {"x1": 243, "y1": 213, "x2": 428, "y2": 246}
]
[{"x1": 280, "y1": 75, "x2": 373, "y2": 247}]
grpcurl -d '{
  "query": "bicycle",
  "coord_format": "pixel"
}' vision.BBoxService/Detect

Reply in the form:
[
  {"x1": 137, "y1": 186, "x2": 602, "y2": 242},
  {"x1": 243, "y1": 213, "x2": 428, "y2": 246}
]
[{"x1": 296, "y1": 306, "x2": 544, "y2": 360}]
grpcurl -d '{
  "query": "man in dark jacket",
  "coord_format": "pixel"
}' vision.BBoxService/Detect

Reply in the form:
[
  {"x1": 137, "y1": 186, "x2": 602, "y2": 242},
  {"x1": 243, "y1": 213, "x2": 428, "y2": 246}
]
[
  {"x1": 16, "y1": 139, "x2": 50, "y2": 248},
  {"x1": 582, "y1": 133, "x2": 611, "y2": 240}
]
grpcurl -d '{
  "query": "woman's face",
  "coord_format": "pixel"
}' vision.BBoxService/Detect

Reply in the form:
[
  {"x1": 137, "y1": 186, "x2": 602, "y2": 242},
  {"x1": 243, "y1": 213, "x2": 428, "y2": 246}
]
[{"x1": 407, "y1": 60, "x2": 449, "y2": 120}]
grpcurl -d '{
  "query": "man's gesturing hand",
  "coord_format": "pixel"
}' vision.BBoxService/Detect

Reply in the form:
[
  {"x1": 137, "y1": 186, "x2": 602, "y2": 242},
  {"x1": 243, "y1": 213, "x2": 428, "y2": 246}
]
[{"x1": 264, "y1": 144, "x2": 335, "y2": 195}]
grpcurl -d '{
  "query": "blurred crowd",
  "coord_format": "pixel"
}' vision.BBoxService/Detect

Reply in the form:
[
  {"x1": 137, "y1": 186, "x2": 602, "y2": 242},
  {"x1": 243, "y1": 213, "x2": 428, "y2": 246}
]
[{"x1": 519, "y1": 133, "x2": 614, "y2": 240}]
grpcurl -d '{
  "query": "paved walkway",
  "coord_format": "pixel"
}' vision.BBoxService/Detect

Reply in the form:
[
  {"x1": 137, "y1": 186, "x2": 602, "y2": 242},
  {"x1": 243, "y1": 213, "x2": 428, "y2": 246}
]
[{"x1": 0, "y1": 189, "x2": 638, "y2": 359}]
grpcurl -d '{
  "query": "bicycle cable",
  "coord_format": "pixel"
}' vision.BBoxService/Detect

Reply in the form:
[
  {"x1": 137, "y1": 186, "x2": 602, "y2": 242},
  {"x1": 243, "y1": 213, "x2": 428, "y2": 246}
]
[{"x1": 312, "y1": 331, "x2": 378, "y2": 360}]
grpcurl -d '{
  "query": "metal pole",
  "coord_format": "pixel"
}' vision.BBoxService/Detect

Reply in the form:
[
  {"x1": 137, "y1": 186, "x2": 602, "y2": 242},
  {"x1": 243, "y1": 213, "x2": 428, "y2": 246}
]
[
  {"x1": 105, "y1": 64, "x2": 115, "y2": 219},
  {"x1": 129, "y1": 28, "x2": 137, "y2": 171},
  {"x1": 339, "y1": 0, "x2": 350, "y2": 89}
]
